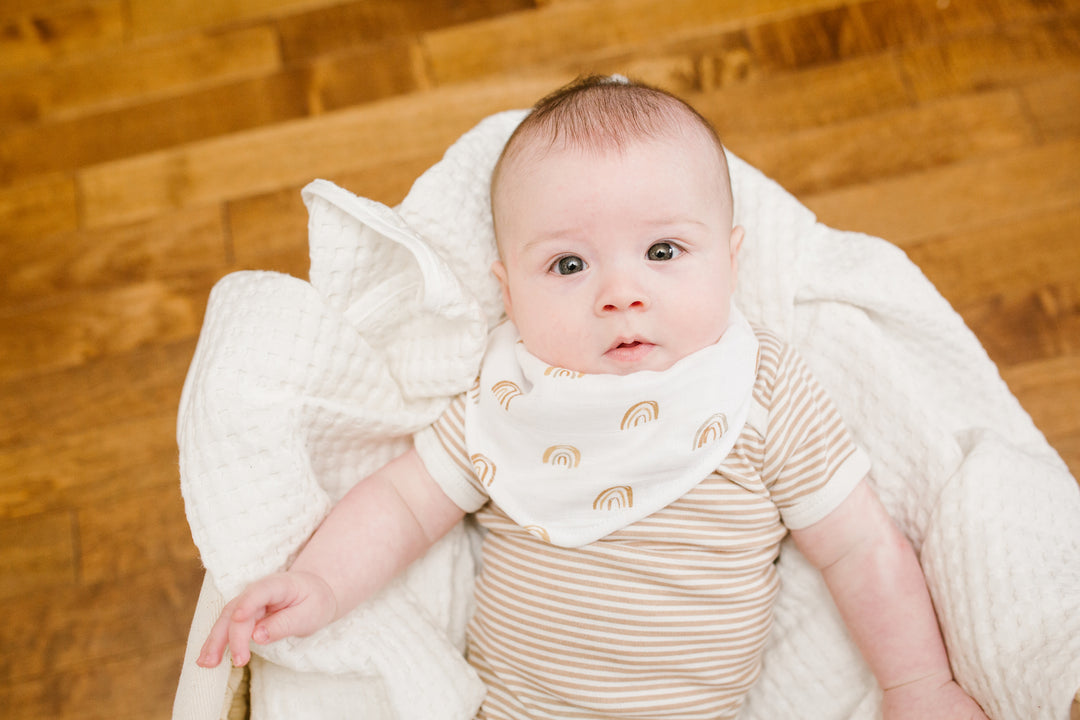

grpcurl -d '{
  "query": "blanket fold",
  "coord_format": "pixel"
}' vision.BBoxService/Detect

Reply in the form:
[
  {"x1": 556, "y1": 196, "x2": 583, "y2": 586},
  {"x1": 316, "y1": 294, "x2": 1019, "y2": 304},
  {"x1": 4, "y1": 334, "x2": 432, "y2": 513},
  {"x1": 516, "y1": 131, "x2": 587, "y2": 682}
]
[
  {"x1": 177, "y1": 168, "x2": 497, "y2": 719},
  {"x1": 177, "y1": 110, "x2": 1080, "y2": 720}
]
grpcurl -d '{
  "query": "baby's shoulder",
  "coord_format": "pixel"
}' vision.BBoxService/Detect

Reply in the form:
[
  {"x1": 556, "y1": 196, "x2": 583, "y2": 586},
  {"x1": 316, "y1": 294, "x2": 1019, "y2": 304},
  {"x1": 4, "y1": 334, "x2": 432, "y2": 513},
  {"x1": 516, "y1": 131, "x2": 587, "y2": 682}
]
[
  {"x1": 750, "y1": 324, "x2": 786, "y2": 355},
  {"x1": 748, "y1": 324, "x2": 816, "y2": 400},
  {"x1": 750, "y1": 324, "x2": 792, "y2": 376}
]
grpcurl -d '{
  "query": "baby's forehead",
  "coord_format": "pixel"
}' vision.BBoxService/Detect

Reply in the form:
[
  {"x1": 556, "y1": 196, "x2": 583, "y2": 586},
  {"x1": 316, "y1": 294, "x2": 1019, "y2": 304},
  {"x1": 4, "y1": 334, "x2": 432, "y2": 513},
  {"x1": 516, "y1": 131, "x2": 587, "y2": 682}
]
[
  {"x1": 518, "y1": 99, "x2": 714, "y2": 152},
  {"x1": 494, "y1": 119, "x2": 731, "y2": 197}
]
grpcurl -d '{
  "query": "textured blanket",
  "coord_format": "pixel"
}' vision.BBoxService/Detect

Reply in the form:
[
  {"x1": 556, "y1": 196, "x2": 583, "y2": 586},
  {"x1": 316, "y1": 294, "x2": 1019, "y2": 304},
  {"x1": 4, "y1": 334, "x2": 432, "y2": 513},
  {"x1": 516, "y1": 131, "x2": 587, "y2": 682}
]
[{"x1": 175, "y1": 110, "x2": 1080, "y2": 720}]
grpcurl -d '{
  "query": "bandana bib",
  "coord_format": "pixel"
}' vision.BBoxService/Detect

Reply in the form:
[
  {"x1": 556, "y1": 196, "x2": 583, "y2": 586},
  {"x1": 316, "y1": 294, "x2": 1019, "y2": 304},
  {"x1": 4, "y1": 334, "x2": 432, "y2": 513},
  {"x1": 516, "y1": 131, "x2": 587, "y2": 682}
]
[{"x1": 464, "y1": 307, "x2": 759, "y2": 547}]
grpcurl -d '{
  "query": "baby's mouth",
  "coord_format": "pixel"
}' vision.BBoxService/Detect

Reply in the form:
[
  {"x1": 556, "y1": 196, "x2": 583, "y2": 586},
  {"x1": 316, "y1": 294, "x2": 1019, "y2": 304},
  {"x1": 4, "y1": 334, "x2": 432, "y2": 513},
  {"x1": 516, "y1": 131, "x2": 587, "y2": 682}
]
[
  {"x1": 605, "y1": 338, "x2": 655, "y2": 362},
  {"x1": 608, "y1": 337, "x2": 644, "y2": 351}
]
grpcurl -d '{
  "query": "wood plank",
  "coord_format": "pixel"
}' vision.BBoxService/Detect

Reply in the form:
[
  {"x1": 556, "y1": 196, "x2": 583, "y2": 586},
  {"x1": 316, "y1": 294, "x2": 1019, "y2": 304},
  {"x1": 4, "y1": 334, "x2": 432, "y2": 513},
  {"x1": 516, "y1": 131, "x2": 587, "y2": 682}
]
[
  {"x1": 275, "y1": 0, "x2": 535, "y2": 62},
  {"x1": 1, "y1": 205, "x2": 226, "y2": 301},
  {"x1": 0, "y1": 1, "x2": 111, "y2": 18},
  {"x1": 1020, "y1": 69, "x2": 1080, "y2": 142},
  {"x1": 0, "y1": 1, "x2": 126, "y2": 76},
  {"x1": 569, "y1": 32, "x2": 754, "y2": 95},
  {"x1": 1002, "y1": 354, "x2": 1080, "y2": 445},
  {"x1": 900, "y1": 14, "x2": 1080, "y2": 101},
  {"x1": 0, "y1": 511, "x2": 76, "y2": 599},
  {"x1": 79, "y1": 483, "x2": 197, "y2": 585},
  {"x1": 0, "y1": 339, "x2": 195, "y2": 449},
  {"x1": 0, "y1": 25, "x2": 281, "y2": 126},
  {"x1": 743, "y1": 0, "x2": 999, "y2": 71},
  {"x1": 0, "y1": 563, "x2": 203, "y2": 683},
  {"x1": 0, "y1": 173, "x2": 77, "y2": 242},
  {"x1": 228, "y1": 186, "x2": 312, "y2": 277},
  {"x1": 0, "y1": 71, "x2": 308, "y2": 184},
  {"x1": 990, "y1": 0, "x2": 1080, "y2": 23},
  {"x1": 0, "y1": 639, "x2": 192, "y2": 720},
  {"x1": 472, "y1": 0, "x2": 1023, "y2": 103},
  {"x1": 802, "y1": 137, "x2": 1080, "y2": 246},
  {"x1": 1048, "y1": 433, "x2": 1080, "y2": 482},
  {"x1": 850, "y1": 0, "x2": 1002, "y2": 43},
  {"x1": 905, "y1": 205, "x2": 1080, "y2": 306},
  {"x1": 296, "y1": 37, "x2": 425, "y2": 114},
  {"x1": 693, "y1": 52, "x2": 913, "y2": 136},
  {"x1": 478, "y1": 13, "x2": 916, "y2": 124},
  {"x1": 0, "y1": 274, "x2": 217, "y2": 383},
  {"x1": 128, "y1": 0, "x2": 349, "y2": 38},
  {"x1": 729, "y1": 87, "x2": 1035, "y2": 195},
  {"x1": 958, "y1": 281, "x2": 1080, "y2": 369},
  {"x1": 538, "y1": 42, "x2": 912, "y2": 135},
  {"x1": 77, "y1": 75, "x2": 567, "y2": 229},
  {"x1": 227, "y1": 153, "x2": 443, "y2": 274},
  {"x1": 495, "y1": 0, "x2": 1002, "y2": 89},
  {"x1": 0, "y1": 413, "x2": 180, "y2": 520},
  {"x1": 0, "y1": 38, "x2": 422, "y2": 185},
  {"x1": 420, "y1": 0, "x2": 860, "y2": 85},
  {"x1": 470, "y1": 8, "x2": 899, "y2": 100}
]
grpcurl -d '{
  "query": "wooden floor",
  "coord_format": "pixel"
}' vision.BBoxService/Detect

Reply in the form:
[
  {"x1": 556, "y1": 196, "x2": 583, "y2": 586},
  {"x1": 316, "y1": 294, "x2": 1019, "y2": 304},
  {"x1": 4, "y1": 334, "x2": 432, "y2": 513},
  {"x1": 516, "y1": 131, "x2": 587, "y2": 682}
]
[{"x1": 1, "y1": 0, "x2": 1077, "y2": 717}]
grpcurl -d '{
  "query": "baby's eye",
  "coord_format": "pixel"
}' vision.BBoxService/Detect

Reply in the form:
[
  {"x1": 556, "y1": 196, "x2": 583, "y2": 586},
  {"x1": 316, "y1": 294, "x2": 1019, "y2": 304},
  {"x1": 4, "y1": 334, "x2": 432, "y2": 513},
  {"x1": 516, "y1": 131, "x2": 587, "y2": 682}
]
[
  {"x1": 551, "y1": 255, "x2": 587, "y2": 275},
  {"x1": 647, "y1": 242, "x2": 683, "y2": 261}
]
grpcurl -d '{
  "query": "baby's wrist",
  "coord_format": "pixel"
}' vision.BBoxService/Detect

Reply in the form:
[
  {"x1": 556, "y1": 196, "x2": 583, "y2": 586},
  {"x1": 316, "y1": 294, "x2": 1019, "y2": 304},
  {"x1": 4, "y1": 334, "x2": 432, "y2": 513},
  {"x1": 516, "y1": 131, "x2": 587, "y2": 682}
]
[
  {"x1": 288, "y1": 568, "x2": 341, "y2": 624},
  {"x1": 882, "y1": 667, "x2": 954, "y2": 695}
]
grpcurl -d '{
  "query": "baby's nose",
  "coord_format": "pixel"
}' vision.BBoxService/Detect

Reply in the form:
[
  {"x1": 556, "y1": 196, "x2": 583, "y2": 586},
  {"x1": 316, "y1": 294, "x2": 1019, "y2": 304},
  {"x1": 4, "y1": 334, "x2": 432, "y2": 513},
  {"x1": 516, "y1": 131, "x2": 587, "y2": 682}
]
[
  {"x1": 596, "y1": 274, "x2": 650, "y2": 313},
  {"x1": 600, "y1": 297, "x2": 647, "y2": 313}
]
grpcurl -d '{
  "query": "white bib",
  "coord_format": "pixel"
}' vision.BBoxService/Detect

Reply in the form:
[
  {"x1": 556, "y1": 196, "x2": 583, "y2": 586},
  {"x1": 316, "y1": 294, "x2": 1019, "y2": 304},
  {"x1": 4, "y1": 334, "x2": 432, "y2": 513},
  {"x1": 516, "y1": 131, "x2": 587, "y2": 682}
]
[{"x1": 465, "y1": 307, "x2": 759, "y2": 547}]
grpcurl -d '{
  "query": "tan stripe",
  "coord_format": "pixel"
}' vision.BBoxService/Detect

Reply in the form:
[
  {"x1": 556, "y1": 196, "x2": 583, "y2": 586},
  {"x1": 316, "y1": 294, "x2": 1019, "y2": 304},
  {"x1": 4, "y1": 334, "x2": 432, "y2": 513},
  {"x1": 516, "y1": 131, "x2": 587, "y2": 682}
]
[
  {"x1": 470, "y1": 620, "x2": 770, "y2": 681},
  {"x1": 482, "y1": 536, "x2": 779, "y2": 587},
  {"x1": 473, "y1": 632, "x2": 772, "y2": 675},
  {"x1": 475, "y1": 568, "x2": 777, "y2": 634},
  {"x1": 477, "y1": 561, "x2": 778, "y2": 614},
  {"x1": 476, "y1": 552, "x2": 778, "y2": 614},
  {"x1": 475, "y1": 652, "x2": 762, "y2": 711},
  {"x1": 430, "y1": 421, "x2": 472, "y2": 477}
]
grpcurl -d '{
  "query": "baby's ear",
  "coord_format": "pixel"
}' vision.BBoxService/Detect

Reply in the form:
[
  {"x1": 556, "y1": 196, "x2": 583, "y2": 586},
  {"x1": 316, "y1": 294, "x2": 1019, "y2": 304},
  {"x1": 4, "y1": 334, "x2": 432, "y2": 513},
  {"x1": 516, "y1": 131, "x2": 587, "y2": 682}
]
[
  {"x1": 491, "y1": 261, "x2": 514, "y2": 321},
  {"x1": 729, "y1": 225, "x2": 745, "y2": 258},
  {"x1": 729, "y1": 225, "x2": 745, "y2": 272}
]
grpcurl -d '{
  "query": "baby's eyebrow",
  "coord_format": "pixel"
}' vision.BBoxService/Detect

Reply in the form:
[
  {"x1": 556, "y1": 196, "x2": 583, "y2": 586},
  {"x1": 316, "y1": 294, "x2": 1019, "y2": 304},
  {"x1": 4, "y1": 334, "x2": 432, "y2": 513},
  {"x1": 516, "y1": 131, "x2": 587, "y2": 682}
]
[
  {"x1": 641, "y1": 217, "x2": 709, "y2": 231},
  {"x1": 520, "y1": 231, "x2": 582, "y2": 253}
]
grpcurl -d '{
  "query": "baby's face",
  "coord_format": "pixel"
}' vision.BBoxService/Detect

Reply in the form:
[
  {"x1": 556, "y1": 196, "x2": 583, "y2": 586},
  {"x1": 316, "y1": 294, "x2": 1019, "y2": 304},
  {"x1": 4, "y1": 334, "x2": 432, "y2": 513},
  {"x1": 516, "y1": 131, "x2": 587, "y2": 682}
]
[{"x1": 492, "y1": 127, "x2": 743, "y2": 375}]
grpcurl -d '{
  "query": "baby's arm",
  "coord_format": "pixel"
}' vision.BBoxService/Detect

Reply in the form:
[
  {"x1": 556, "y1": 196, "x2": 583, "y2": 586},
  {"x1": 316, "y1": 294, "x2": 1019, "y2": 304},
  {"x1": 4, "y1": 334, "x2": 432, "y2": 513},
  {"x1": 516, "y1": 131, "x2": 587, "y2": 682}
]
[
  {"x1": 197, "y1": 447, "x2": 466, "y2": 668},
  {"x1": 790, "y1": 481, "x2": 989, "y2": 720}
]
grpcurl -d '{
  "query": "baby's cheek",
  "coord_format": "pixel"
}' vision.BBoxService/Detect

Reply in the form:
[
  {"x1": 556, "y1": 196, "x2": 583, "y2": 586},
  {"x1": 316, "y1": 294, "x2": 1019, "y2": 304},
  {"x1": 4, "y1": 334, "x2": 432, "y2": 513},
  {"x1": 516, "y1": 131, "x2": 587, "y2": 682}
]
[
  {"x1": 542, "y1": 328, "x2": 592, "y2": 372},
  {"x1": 677, "y1": 295, "x2": 730, "y2": 345}
]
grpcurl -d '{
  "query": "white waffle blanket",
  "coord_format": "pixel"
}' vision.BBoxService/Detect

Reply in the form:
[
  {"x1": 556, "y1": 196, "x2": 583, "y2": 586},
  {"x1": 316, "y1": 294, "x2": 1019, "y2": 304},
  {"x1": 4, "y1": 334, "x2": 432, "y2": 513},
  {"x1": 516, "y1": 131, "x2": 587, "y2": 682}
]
[{"x1": 175, "y1": 110, "x2": 1080, "y2": 720}]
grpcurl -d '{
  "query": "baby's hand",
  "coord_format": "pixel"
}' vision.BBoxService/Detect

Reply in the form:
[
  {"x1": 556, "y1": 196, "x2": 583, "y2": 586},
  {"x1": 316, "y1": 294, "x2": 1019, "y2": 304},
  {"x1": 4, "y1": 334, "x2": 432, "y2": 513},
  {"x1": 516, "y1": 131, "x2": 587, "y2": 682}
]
[
  {"x1": 883, "y1": 671, "x2": 990, "y2": 720},
  {"x1": 196, "y1": 571, "x2": 338, "y2": 668}
]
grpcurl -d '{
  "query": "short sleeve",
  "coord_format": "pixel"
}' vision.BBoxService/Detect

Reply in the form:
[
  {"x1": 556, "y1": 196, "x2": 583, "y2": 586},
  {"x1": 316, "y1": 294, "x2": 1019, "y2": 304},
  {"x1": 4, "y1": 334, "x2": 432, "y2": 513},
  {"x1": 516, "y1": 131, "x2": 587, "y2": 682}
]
[
  {"x1": 761, "y1": 342, "x2": 870, "y2": 530},
  {"x1": 413, "y1": 393, "x2": 490, "y2": 513}
]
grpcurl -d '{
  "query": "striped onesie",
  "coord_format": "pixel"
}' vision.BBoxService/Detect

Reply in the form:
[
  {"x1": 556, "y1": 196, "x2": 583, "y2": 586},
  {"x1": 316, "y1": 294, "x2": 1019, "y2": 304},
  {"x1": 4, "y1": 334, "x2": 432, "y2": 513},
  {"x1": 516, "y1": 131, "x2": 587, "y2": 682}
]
[{"x1": 415, "y1": 327, "x2": 869, "y2": 719}]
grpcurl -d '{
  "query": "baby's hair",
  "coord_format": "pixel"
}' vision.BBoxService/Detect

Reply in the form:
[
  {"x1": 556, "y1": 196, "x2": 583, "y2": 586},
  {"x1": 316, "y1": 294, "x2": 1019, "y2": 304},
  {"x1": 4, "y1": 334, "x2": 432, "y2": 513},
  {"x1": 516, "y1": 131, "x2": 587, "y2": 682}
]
[{"x1": 491, "y1": 74, "x2": 732, "y2": 213}]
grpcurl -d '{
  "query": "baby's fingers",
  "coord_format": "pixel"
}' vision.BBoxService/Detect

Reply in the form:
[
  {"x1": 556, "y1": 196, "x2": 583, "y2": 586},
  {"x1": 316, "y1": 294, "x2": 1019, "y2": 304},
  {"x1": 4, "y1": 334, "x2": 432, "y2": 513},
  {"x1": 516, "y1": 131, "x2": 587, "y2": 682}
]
[
  {"x1": 225, "y1": 606, "x2": 260, "y2": 667},
  {"x1": 195, "y1": 574, "x2": 307, "y2": 669},
  {"x1": 250, "y1": 599, "x2": 322, "y2": 647},
  {"x1": 197, "y1": 598, "x2": 249, "y2": 668}
]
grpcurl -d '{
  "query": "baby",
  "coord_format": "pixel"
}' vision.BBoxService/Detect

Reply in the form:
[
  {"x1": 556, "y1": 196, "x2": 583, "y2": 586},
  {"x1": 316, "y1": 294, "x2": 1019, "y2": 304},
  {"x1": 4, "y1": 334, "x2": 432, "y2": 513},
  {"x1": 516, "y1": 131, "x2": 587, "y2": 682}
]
[{"x1": 199, "y1": 76, "x2": 988, "y2": 720}]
